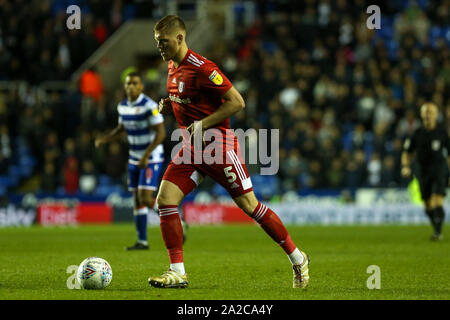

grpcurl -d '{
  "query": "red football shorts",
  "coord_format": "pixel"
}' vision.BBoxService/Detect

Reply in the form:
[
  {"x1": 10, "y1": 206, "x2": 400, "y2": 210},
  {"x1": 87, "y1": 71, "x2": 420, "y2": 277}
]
[{"x1": 162, "y1": 143, "x2": 253, "y2": 199}]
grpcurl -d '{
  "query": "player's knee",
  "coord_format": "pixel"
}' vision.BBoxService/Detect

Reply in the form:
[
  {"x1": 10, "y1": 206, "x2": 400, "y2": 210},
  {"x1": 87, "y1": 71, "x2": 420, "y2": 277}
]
[
  {"x1": 241, "y1": 203, "x2": 255, "y2": 215},
  {"x1": 433, "y1": 195, "x2": 444, "y2": 208},
  {"x1": 137, "y1": 190, "x2": 155, "y2": 208},
  {"x1": 425, "y1": 199, "x2": 434, "y2": 211},
  {"x1": 156, "y1": 192, "x2": 176, "y2": 208},
  {"x1": 234, "y1": 194, "x2": 258, "y2": 216},
  {"x1": 141, "y1": 196, "x2": 156, "y2": 209}
]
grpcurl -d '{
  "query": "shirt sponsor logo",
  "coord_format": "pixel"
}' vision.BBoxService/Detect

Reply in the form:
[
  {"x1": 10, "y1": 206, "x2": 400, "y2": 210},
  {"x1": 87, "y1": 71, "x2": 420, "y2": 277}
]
[
  {"x1": 169, "y1": 94, "x2": 191, "y2": 104},
  {"x1": 208, "y1": 70, "x2": 223, "y2": 85}
]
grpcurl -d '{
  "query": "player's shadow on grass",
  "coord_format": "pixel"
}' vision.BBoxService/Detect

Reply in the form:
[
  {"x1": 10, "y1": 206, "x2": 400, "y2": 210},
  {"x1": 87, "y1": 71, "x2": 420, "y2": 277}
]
[{"x1": 107, "y1": 288, "x2": 148, "y2": 292}]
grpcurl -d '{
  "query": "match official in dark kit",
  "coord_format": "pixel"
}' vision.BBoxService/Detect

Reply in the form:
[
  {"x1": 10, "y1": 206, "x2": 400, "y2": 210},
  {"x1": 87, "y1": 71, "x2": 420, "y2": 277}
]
[{"x1": 401, "y1": 102, "x2": 450, "y2": 241}]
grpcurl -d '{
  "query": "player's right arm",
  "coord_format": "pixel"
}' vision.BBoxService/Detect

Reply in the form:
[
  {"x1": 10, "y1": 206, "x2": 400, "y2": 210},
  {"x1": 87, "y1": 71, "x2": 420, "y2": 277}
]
[
  {"x1": 401, "y1": 132, "x2": 416, "y2": 178},
  {"x1": 200, "y1": 86, "x2": 245, "y2": 131},
  {"x1": 158, "y1": 98, "x2": 172, "y2": 115},
  {"x1": 401, "y1": 152, "x2": 412, "y2": 178},
  {"x1": 94, "y1": 124, "x2": 125, "y2": 148}
]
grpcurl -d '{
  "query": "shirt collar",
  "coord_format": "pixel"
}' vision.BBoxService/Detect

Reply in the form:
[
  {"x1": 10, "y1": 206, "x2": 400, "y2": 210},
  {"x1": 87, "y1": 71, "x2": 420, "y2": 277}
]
[
  {"x1": 174, "y1": 48, "x2": 192, "y2": 69},
  {"x1": 128, "y1": 93, "x2": 144, "y2": 106}
]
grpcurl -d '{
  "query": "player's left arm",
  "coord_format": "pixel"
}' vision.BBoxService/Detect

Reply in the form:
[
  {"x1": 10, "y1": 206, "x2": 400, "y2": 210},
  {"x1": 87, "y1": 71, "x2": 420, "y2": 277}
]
[
  {"x1": 138, "y1": 122, "x2": 166, "y2": 169},
  {"x1": 187, "y1": 62, "x2": 244, "y2": 135},
  {"x1": 401, "y1": 131, "x2": 417, "y2": 179},
  {"x1": 201, "y1": 86, "x2": 245, "y2": 130}
]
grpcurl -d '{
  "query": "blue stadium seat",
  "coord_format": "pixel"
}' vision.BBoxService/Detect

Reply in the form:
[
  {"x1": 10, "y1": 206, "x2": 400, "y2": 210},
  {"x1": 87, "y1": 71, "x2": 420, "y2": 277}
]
[
  {"x1": 400, "y1": 0, "x2": 410, "y2": 9},
  {"x1": 19, "y1": 156, "x2": 36, "y2": 168},
  {"x1": 445, "y1": 28, "x2": 450, "y2": 46},
  {"x1": 212, "y1": 183, "x2": 228, "y2": 197},
  {"x1": 416, "y1": 0, "x2": 429, "y2": 9},
  {"x1": 262, "y1": 41, "x2": 277, "y2": 55},
  {"x1": 386, "y1": 39, "x2": 399, "y2": 60},
  {"x1": 341, "y1": 130, "x2": 353, "y2": 151},
  {"x1": 0, "y1": 185, "x2": 6, "y2": 197},
  {"x1": 94, "y1": 185, "x2": 111, "y2": 197},
  {"x1": 95, "y1": 184, "x2": 123, "y2": 196},
  {"x1": 8, "y1": 165, "x2": 22, "y2": 177},
  {"x1": 111, "y1": 184, "x2": 124, "y2": 193},
  {"x1": 98, "y1": 175, "x2": 111, "y2": 186},
  {"x1": 7, "y1": 175, "x2": 19, "y2": 188},
  {"x1": 380, "y1": 16, "x2": 394, "y2": 29},
  {"x1": 0, "y1": 175, "x2": 13, "y2": 188},
  {"x1": 56, "y1": 186, "x2": 66, "y2": 196},
  {"x1": 298, "y1": 173, "x2": 309, "y2": 190},
  {"x1": 252, "y1": 175, "x2": 279, "y2": 198},
  {"x1": 430, "y1": 26, "x2": 443, "y2": 40},
  {"x1": 123, "y1": 4, "x2": 137, "y2": 22}
]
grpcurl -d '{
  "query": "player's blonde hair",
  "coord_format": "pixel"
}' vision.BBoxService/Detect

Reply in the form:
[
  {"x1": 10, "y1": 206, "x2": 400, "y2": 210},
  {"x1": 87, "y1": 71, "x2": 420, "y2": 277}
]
[{"x1": 154, "y1": 15, "x2": 186, "y2": 33}]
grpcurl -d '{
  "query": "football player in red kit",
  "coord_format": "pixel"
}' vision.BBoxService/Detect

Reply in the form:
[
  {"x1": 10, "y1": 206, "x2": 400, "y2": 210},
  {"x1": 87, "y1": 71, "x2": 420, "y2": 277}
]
[{"x1": 148, "y1": 15, "x2": 309, "y2": 289}]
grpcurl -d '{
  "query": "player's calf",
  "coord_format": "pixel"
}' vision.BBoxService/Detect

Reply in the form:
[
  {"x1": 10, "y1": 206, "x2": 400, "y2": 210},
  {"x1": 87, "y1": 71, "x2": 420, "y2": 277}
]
[{"x1": 250, "y1": 202, "x2": 310, "y2": 288}]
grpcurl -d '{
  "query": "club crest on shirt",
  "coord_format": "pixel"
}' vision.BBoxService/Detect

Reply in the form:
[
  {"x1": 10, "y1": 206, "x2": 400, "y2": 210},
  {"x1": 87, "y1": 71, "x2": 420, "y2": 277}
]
[
  {"x1": 178, "y1": 81, "x2": 185, "y2": 93},
  {"x1": 208, "y1": 70, "x2": 223, "y2": 85},
  {"x1": 432, "y1": 140, "x2": 440, "y2": 151},
  {"x1": 145, "y1": 167, "x2": 153, "y2": 183}
]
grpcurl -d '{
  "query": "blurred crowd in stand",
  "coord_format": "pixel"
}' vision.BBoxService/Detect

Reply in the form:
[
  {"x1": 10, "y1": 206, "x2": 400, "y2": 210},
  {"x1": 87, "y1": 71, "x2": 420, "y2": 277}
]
[
  {"x1": 0, "y1": 0, "x2": 449, "y2": 198},
  {"x1": 210, "y1": 0, "x2": 450, "y2": 192}
]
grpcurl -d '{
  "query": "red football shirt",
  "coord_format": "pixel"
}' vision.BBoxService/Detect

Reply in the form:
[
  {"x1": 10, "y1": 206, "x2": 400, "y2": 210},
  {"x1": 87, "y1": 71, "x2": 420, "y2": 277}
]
[{"x1": 167, "y1": 49, "x2": 234, "y2": 138}]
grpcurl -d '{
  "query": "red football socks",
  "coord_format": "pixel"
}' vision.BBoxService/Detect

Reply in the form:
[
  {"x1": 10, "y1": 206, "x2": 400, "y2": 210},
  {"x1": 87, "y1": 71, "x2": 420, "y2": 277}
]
[
  {"x1": 159, "y1": 205, "x2": 184, "y2": 264},
  {"x1": 252, "y1": 202, "x2": 296, "y2": 255}
]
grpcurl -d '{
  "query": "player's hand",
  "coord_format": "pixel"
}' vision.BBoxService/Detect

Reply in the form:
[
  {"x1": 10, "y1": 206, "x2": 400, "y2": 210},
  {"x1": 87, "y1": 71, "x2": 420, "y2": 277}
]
[
  {"x1": 187, "y1": 121, "x2": 206, "y2": 149},
  {"x1": 401, "y1": 166, "x2": 411, "y2": 178},
  {"x1": 138, "y1": 155, "x2": 149, "y2": 169},
  {"x1": 158, "y1": 98, "x2": 172, "y2": 115},
  {"x1": 94, "y1": 137, "x2": 105, "y2": 148}
]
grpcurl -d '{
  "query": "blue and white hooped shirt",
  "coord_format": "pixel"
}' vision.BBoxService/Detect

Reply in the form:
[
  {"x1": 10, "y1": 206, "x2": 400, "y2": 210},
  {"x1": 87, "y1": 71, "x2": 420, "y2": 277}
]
[{"x1": 117, "y1": 93, "x2": 164, "y2": 165}]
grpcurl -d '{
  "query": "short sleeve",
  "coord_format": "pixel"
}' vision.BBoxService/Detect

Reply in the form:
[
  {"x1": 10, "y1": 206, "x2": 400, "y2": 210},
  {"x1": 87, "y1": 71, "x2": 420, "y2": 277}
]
[
  {"x1": 146, "y1": 101, "x2": 164, "y2": 126},
  {"x1": 197, "y1": 61, "x2": 233, "y2": 97},
  {"x1": 117, "y1": 105, "x2": 123, "y2": 124}
]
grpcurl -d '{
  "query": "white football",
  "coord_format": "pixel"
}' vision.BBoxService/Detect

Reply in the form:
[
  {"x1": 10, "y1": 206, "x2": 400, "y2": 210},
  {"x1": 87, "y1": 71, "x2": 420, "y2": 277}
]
[{"x1": 77, "y1": 257, "x2": 112, "y2": 289}]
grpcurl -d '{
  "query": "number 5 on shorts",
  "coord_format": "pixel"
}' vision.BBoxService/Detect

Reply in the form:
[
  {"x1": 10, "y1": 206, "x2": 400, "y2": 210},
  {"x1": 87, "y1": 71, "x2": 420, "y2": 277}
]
[{"x1": 224, "y1": 166, "x2": 237, "y2": 183}]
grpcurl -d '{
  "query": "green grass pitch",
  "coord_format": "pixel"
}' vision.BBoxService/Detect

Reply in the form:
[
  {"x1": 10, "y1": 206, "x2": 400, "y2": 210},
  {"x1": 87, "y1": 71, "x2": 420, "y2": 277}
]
[{"x1": 0, "y1": 223, "x2": 448, "y2": 300}]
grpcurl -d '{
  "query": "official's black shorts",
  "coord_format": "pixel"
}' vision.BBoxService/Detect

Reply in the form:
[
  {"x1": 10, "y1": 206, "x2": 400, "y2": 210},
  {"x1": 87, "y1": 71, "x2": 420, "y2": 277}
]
[{"x1": 417, "y1": 171, "x2": 448, "y2": 200}]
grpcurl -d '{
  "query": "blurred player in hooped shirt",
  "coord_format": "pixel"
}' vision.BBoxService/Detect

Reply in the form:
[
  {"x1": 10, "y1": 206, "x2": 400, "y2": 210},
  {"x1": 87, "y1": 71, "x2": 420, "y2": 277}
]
[
  {"x1": 148, "y1": 15, "x2": 310, "y2": 289},
  {"x1": 95, "y1": 72, "x2": 166, "y2": 251}
]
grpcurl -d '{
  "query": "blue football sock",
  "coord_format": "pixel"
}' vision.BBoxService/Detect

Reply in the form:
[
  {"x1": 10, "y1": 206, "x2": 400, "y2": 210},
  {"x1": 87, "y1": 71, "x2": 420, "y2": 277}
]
[{"x1": 134, "y1": 212, "x2": 148, "y2": 243}]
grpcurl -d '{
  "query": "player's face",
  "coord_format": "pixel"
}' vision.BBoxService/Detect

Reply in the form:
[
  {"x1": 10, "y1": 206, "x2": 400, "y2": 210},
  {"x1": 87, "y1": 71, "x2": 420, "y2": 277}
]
[
  {"x1": 154, "y1": 30, "x2": 180, "y2": 61},
  {"x1": 124, "y1": 76, "x2": 143, "y2": 100},
  {"x1": 420, "y1": 104, "x2": 438, "y2": 126}
]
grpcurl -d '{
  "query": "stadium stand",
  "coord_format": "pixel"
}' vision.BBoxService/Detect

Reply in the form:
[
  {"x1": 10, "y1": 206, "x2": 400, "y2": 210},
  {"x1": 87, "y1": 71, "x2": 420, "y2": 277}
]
[{"x1": 0, "y1": 0, "x2": 449, "y2": 201}]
